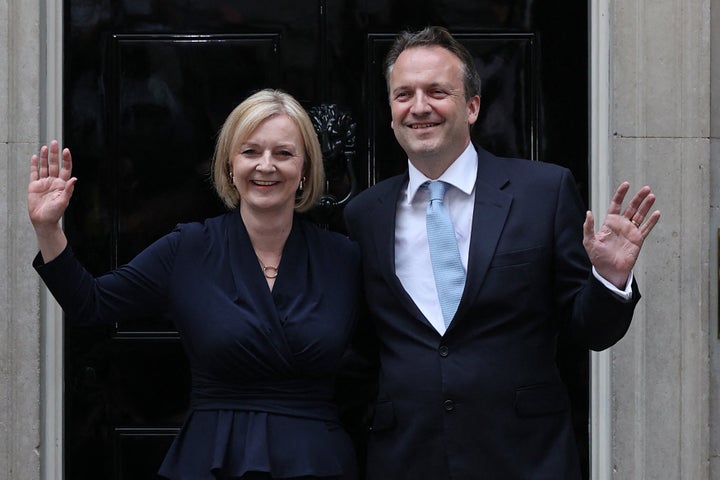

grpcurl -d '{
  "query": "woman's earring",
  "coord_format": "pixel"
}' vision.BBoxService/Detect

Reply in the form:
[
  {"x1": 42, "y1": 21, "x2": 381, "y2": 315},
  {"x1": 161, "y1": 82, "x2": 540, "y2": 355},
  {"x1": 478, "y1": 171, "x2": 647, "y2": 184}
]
[
  {"x1": 299, "y1": 176, "x2": 306, "y2": 192},
  {"x1": 229, "y1": 171, "x2": 234, "y2": 183}
]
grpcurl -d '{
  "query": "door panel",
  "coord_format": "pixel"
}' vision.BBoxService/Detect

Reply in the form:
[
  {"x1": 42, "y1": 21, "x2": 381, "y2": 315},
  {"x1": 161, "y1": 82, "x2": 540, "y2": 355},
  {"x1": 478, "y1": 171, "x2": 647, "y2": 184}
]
[
  {"x1": 64, "y1": 1, "x2": 589, "y2": 478},
  {"x1": 111, "y1": 34, "x2": 281, "y2": 264}
]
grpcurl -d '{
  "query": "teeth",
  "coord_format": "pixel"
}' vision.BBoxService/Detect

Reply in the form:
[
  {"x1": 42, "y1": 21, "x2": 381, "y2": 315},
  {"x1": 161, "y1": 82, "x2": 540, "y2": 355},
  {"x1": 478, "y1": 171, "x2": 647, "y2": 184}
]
[
  {"x1": 253, "y1": 180, "x2": 276, "y2": 186},
  {"x1": 411, "y1": 123, "x2": 436, "y2": 129}
]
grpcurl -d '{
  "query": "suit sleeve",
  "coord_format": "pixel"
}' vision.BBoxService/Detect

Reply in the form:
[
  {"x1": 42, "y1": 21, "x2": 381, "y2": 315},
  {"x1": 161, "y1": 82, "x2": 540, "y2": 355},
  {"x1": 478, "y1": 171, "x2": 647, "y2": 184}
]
[{"x1": 553, "y1": 169, "x2": 639, "y2": 351}]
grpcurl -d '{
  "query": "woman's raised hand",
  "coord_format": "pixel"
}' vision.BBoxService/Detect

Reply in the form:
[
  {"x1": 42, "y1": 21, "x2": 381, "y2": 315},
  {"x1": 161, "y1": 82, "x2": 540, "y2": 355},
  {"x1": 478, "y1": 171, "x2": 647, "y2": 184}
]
[
  {"x1": 28, "y1": 140, "x2": 76, "y2": 261},
  {"x1": 28, "y1": 140, "x2": 77, "y2": 233}
]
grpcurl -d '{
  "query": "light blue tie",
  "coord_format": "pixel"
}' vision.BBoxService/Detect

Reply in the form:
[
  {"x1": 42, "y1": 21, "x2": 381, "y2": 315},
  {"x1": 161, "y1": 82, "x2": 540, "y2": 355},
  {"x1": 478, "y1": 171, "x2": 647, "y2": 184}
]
[{"x1": 426, "y1": 181, "x2": 466, "y2": 328}]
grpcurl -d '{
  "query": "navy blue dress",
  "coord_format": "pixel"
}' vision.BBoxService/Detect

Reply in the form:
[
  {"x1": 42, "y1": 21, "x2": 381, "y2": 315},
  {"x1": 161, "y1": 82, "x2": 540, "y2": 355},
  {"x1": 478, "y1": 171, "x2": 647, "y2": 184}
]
[{"x1": 34, "y1": 211, "x2": 362, "y2": 480}]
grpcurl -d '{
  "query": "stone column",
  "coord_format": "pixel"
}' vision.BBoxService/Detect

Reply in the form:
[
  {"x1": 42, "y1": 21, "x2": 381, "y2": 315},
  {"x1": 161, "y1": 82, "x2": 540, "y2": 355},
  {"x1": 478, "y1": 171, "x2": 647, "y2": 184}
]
[
  {"x1": 709, "y1": 0, "x2": 720, "y2": 476},
  {"x1": 0, "y1": 0, "x2": 43, "y2": 478},
  {"x1": 611, "y1": 0, "x2": 711, "y2": 478}
]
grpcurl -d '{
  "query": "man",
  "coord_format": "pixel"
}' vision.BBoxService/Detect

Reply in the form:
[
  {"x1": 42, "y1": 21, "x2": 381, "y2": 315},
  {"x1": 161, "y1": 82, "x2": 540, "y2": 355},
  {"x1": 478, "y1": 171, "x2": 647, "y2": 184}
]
[{"x1": 343, "y1": 26, "x2": 660, "y2": 479}]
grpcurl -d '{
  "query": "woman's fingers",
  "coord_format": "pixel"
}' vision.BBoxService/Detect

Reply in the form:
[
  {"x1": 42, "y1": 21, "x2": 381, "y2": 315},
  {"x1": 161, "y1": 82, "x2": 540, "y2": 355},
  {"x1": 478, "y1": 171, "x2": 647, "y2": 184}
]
[{"x1": 31, "y1": 140, "x2": 71, "y2": 181}]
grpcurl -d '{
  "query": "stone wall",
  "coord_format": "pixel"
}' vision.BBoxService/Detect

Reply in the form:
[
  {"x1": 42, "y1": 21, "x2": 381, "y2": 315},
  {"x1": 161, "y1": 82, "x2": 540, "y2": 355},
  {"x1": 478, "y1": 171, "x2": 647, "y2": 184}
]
[
  {"x1": 0, "y1": 0, "x2": 43, "y2": 478},
  {"x1": 709, "y1": 0, "x2": 720, "y2": 476},
  {"x1": 612, "y1": 0, "x2": 712, "y2": 478}
]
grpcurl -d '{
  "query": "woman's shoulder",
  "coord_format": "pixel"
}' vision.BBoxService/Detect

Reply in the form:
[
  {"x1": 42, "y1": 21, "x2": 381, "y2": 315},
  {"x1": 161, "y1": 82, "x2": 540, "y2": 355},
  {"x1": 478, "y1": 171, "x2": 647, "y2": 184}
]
[
  {"x1": 296, "y1": 216, "x2": 359, "y2": 258},
  {"x1": 174, "y1": 210, "x2": 235, "y2": 235},
  {"x1": 167, "y1": 211, "x2": 239, "y2": 257}
]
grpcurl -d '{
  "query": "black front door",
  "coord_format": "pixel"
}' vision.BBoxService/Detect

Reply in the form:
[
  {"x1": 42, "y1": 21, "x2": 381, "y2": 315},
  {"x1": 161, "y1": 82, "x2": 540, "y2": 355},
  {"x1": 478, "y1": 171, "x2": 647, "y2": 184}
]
[{"x1": 63, "y1": 1, "x2": 590, "y2": 478}]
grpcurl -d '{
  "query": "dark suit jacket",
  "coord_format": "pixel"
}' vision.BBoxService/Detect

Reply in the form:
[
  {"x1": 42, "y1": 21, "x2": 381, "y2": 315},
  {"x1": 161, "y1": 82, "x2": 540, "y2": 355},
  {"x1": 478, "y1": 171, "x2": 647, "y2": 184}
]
[{"x1": 343, "y1": 147, "x2": 639, "y2": 480}]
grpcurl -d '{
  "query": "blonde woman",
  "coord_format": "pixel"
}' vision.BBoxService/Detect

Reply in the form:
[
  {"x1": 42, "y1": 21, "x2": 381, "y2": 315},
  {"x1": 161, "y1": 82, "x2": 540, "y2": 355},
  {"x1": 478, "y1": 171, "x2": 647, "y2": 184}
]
[{"x1": 29, "y1": 89, "x2": 362, "y2": 480}]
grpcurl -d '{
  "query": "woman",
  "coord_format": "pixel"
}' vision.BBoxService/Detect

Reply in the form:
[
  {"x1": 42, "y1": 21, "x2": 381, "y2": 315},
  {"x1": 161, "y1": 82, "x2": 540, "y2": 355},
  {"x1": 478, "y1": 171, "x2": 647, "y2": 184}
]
[{"x1": 29, "y1": 89, "x2": 362, "y2": 479}]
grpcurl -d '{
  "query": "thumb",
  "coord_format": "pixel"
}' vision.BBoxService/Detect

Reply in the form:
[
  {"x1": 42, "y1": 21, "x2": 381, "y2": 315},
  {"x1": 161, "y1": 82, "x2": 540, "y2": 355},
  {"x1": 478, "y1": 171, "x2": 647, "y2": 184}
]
[
  {"x1": 583, "y1": 211, "x2": 594, "y2": 243},
  {"x1": 63, "y1": 177, "x2": 77, "y2": 199}
]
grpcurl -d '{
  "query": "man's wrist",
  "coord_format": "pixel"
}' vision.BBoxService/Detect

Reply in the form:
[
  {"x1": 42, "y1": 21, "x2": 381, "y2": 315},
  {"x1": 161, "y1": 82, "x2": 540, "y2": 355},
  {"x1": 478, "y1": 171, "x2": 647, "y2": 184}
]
[{"x1": 592, "y1": 266, "x2": 633, "y2": 301}]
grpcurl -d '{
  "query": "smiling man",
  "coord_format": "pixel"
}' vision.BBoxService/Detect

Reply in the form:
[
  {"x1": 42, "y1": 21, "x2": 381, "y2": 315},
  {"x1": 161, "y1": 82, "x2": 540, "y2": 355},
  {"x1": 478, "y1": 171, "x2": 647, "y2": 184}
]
[
  {"x1": 344, "y1": 26, "x2": 660, "y2": 479},
  {"x1": 387, "y1": 44, "x2": 479, "y2": 179}
]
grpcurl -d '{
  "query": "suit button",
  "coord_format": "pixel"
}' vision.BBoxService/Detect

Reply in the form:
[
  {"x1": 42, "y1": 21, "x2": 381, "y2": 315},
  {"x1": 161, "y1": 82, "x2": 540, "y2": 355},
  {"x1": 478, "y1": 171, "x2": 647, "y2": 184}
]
[
  {"x1": 443, "y1": 400, "x2": 454, "y2": 411},
  {"x1": 439, "y1": 345, "x2": 449, "y2": 357}
]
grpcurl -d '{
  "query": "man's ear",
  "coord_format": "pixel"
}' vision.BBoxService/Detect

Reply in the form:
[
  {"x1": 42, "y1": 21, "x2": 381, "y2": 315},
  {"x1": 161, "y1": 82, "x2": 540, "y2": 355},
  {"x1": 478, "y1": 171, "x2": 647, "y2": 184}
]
[{"x1": 467, "y1": 95, "x2": 481, "y2": 125}]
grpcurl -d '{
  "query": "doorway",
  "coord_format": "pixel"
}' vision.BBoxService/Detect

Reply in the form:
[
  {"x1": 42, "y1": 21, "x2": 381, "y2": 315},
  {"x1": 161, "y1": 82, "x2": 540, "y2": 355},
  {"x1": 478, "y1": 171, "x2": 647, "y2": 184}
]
[{"x1": 62, "y1": 1, "x2": 590, "y2": 477}]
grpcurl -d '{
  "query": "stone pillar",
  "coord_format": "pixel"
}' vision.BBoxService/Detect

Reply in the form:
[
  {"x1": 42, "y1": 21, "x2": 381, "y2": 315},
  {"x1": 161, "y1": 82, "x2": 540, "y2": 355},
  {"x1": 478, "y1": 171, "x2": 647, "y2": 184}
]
[
  {"x1": 0, "y1": 0, "x2": 43, "y2": 478},
  {"x1": 709, "y1": 0, "x2": 720, "y2": 476},
  {"x1": 611, "y1": 0, "x2": 711, "y2": 478}
]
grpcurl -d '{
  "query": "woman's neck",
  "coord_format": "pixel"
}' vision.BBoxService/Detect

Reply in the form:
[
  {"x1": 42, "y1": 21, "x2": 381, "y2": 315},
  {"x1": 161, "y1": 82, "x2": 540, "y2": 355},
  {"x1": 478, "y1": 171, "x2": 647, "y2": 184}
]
[
  {"x1": 240, "y1": 206, "x2": 293, "y2": 290},
  {"x1": 240, "y1": 205, "x2": 293, "y2": 252}
]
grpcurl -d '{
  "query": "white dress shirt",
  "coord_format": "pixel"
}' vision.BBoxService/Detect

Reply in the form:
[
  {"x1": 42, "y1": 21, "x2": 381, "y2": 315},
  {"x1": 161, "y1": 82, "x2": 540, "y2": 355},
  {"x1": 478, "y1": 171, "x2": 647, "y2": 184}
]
[{"x1": 394, "y1": 143, "x2": 633, "y2": 335}]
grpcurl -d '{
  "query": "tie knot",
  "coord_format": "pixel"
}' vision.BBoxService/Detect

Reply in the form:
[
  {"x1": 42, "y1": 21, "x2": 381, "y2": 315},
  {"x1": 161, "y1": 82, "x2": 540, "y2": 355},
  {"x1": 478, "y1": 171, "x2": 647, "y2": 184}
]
[{"x1": 427, "y1": 181, "x2": 448, "y2": 202}]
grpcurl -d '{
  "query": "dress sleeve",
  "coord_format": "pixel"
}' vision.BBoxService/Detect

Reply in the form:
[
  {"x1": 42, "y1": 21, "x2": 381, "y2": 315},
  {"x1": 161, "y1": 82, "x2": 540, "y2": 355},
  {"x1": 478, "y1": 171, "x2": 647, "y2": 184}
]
[{"x1": 33, "y1": 229, "x2": 181, "y2": 326}]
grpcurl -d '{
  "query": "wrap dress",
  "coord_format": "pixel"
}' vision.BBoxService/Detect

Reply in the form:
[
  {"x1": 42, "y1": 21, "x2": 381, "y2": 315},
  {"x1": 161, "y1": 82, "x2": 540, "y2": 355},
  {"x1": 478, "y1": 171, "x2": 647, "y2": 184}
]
[{"x1": 34, "y1": 210, "x2": 362, "y2": 479}]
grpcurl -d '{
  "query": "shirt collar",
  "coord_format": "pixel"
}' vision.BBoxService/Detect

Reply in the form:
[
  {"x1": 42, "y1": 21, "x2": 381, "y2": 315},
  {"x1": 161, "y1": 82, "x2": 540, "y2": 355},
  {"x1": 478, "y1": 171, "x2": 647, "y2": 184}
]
[{"x1": 405, "y1": 143, "x2": 478, "y2": 204}]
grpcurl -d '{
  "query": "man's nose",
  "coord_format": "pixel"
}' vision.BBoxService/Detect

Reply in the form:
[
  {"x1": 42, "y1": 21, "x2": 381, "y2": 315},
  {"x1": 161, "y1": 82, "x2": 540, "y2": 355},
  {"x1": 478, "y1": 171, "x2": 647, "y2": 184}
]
[{"x1": 410, "y1": 92, "x2": 431, "y2": 115}]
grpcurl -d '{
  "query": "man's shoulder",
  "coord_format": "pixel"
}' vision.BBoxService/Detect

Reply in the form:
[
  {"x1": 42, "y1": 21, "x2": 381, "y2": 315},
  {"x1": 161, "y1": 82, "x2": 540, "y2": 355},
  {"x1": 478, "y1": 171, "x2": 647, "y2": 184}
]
[
  {"x1": 346, "y1": 174, "x2": 406, "y2": 213},
  {"x1": 478, "y1": 148, "x2": 572, "y2": 187}
]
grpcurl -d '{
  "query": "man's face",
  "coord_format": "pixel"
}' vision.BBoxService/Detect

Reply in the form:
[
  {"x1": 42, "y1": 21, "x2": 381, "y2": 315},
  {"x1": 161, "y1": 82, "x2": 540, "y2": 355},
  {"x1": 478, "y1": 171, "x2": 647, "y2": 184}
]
[{"x1": 388, "y1": 46, "x2": 480, "y2": 177}]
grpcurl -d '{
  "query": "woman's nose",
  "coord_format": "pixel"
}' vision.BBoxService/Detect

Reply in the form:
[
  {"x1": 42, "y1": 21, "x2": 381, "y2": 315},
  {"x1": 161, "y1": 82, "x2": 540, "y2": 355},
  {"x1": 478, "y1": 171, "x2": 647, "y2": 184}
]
[{"x1": 256, "y1": 151, "x2": 276, "y2": 171}]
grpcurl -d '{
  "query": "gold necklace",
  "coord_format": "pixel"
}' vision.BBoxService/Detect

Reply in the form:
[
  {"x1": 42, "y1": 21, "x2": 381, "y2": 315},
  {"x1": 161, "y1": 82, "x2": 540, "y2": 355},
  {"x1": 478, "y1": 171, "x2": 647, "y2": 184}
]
[{"x1": 256, "y1": 255, "x2": 279, "y2": 279}]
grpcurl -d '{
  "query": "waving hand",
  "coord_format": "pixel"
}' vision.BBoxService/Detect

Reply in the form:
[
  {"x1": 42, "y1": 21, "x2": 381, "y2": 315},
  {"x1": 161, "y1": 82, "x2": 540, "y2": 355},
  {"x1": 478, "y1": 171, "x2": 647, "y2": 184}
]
[
  {"x1": 583, "y1": 182, "x2": 661, "y2": 289},
  {"x1": 28, "y1": 140, "x2": 76, "y2": 261}
]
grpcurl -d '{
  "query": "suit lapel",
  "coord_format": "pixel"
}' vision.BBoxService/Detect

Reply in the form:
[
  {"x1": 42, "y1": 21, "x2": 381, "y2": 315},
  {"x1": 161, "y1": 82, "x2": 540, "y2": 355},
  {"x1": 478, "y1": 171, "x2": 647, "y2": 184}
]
[
  {"x1": 369, "y1": 175, "x2": 437, "y2": 331},
  {"x1": 454, "y1": 149, "x2": 512, "y2": 324}
]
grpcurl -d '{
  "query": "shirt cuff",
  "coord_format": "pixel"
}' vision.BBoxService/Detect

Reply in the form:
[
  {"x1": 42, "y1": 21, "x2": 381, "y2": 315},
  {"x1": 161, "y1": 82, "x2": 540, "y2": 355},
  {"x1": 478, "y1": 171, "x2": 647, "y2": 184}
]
[{"x1": 592, "y1": 266, "x2": 633, "y2": 301}]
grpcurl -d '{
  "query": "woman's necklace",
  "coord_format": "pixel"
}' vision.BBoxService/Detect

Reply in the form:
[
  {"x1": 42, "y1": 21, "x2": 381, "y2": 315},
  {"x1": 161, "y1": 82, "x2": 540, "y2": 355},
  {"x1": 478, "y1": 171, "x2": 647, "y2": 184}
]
[{"x1": 256, "y1": 255, "x2": 279, "y2": 279}]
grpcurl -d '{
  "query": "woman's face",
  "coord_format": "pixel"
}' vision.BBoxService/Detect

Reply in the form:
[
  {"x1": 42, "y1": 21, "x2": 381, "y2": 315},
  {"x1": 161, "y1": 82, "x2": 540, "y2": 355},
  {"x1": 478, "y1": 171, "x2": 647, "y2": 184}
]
[{"x1": 230, "y1": 114, "x2": 305, "y2": 216}]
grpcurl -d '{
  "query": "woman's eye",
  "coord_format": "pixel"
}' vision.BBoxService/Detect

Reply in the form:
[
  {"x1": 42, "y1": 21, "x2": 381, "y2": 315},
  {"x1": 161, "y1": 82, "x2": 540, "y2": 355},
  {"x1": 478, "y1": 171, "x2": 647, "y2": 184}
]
[{"x1": 241, "y1": 149, "x2": 257, "y2": 155}]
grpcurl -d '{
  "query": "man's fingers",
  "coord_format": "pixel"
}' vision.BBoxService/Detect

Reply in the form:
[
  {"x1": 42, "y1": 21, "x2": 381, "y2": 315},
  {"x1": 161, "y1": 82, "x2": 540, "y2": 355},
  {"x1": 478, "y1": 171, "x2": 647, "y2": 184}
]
[
  {"x1": 607, "y1": 181, "x2": 631, "y2": 215},
  {"x1": 626, "y1": 189, "x2": 655, "y2": 227},
  {"x1": 634, "y1": 192, "x2": 656, "y2": 220},
  {"x1": 583, "y1": 210, "x2": 595, "y2": 245},
  {"x1": 639, "y1": 210, "x2": 661, "y2": 239}
]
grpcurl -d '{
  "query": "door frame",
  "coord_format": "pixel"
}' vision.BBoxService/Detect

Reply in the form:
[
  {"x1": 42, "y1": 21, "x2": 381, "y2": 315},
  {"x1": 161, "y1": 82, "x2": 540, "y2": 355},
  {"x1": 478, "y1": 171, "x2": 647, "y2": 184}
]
[
  {"x1": 41, "y1": 0, "x2": 64, "y2": 478},
  {"x1": 589, "y1": 0, "x2": 613, "y2": 479},
  {"x1": 39, "y1": 0, "x2": 614, "y2": 478}
]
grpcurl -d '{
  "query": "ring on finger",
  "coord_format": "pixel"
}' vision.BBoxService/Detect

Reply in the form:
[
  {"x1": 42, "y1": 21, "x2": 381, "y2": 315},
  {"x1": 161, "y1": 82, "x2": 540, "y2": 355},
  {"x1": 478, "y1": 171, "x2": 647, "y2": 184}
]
[{"x1": 631, "y1": 218, "x2": 641, "y2": 228}]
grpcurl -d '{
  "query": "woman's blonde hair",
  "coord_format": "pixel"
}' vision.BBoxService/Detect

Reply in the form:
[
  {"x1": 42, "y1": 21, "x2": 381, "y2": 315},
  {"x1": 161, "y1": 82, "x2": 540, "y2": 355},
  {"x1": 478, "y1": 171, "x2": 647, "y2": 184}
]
[{"x1": 211, "y1": 89, "x2": 324, "y2": 212}]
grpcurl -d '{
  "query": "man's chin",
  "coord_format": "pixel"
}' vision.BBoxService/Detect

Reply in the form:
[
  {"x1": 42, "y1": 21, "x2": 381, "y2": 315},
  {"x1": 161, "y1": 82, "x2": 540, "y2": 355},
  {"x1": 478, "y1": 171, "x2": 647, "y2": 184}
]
[{"x1": 407, "y1": 143, "x2": 440, "y2": 159}]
